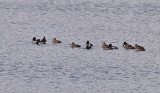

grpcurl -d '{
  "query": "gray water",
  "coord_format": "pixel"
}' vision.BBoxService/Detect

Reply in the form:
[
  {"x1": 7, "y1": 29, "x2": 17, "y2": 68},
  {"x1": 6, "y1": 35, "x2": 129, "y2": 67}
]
[{"x1": 0, "y1": 0, "x2": 160, "y2": 93}]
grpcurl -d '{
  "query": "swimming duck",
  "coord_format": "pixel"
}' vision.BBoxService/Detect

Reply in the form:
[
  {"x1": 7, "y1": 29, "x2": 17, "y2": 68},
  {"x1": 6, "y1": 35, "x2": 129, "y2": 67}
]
[
  {"x1": 32, "y1": 37, "x2": 37, "y2": 44},
  {"x1": 109, "y1": 44, "x2": 118, "y2": 49},
  {"x1": 135, "y1": 44, "x2": 145, "y2": 51},
  {"x1": 36, "y1": 39, "x2": 41, "y2": 45},
  {"x1": 86, "y1": 41, "x2": 93, "y2": 46},
  {"x1": 52, "y1": 38, "x2": 62, "y2": 43},
  {"x1": 103, "y1": 46, "x2": 113, "y2": 50},
  {"x1": 71, "y1": 42, "x2": 81, "y2": 48},
  {"x1": 40, "y1": 36, "x2": 47, "y2": 44},
  {"x1": 123, "y1": 42, "x2": 135, "y2": 49},
  {"x1": 86, "y1": 41, "x2": 93, "y2": 49},
  {"x1": 102, "y1": 42, "x2": 108, "y2": 48},
  {"x1": 86, "y1": 44, "x2": 92, "y2": 49},
  {"x1": 101, "y1": 42, "x2": 112, "y2": 50}
]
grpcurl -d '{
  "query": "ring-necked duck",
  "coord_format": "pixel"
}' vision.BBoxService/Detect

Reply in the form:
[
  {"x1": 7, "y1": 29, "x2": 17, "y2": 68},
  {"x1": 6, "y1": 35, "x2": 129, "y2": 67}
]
[
  {"x1": 123, "y1": 42, "x2": 134, "y2": 49},
  {"x1": 71, "y1": 42, "x2": 81, "y2": 48},
  {"x1": 52, "y1": 38, "x2": 62, "y2": 43},
  {"x1": 135, "y1": 44, "x2": 145, "y2": 51}
]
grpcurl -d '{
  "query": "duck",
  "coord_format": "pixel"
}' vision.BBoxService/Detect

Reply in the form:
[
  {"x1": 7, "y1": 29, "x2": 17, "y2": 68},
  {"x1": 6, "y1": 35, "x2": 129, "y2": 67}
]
[
  {"x1": 102, "y1": 42, "x2": 108, "y2": 48},
  {"x1": 86, "y1": 41, "x2": 93, "y2": 46},
  {"x1": 103, "y1": 46, "x2": 113, "y2": 50},
  {"x1": 135, "y1": 44, "x2": 145, "y2": 51},
  {"x1": 123, "y1": 42, "x2": 135, "y2": 49},
  {"x1": 32, "y1": 37, "x2": 37, "y2": 44},
  {"x1": 71, "y1": 42, "x2": 81, "y2": 48},
  {"x1": 52, "y1": 38, "x2": 62, "y2": 43},
  {"x1": 86, "y1": 41, "x2": 93, "y2": 49},
  {"x1": 102, "y1": 43, "x2": 113, "y2": 50},
  {"x1": 40, "y1": 36, "x2": 47, "y2": 44},
  {"x1": 109, "y1": 44, "x2": 118, "y2": 49},
  {"x1": 36, "y1": 39, "x2": 41, "y2": 45},
  {"x1": 86, "y1": 44, "x2": 92, "y2": 49}
]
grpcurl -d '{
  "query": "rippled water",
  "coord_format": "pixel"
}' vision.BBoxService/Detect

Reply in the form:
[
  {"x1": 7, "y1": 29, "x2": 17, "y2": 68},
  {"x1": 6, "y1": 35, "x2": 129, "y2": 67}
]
[{"x1": 0, "y1": 0, "x2": 160, "y2": 93}]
